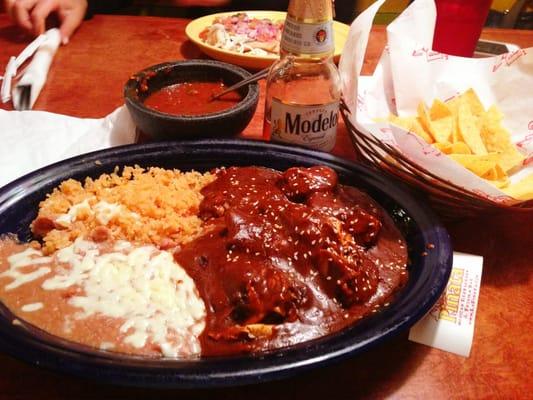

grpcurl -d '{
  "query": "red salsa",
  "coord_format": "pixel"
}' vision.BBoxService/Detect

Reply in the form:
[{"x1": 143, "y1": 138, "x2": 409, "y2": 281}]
[{"x1": 143, "y1": 81, "x2": 242, "y2": 116}]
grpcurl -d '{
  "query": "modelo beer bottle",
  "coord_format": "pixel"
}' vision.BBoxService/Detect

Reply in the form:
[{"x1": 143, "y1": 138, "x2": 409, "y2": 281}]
[{"x1": 263, "y1": 0, "x2": 341, "y2": 152}]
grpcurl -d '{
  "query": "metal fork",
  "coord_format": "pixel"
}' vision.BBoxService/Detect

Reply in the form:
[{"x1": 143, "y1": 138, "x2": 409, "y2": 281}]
[{"x1": 17, "y1": 84, "x2": 31, "y2": 110}]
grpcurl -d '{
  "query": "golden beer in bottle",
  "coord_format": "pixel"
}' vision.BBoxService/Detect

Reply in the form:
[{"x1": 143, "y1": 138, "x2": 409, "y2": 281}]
[{"x1": 263, "y1": 0, "x2": 341, "y2": 151}]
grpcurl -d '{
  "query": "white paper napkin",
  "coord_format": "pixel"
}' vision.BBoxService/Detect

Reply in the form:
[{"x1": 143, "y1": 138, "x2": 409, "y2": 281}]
[
  {"x1": 409, "y1": 252, "x2": 483, "y2": 357},
  {"x1": 11, "y1": 28, "x2": 61, "y2": 110},
  {"x1": 0, "y1": 106, "x2": 136, "y2": 188},
  {"x1": 339, "y1": 0, "x2": 533, "y2": 204}
]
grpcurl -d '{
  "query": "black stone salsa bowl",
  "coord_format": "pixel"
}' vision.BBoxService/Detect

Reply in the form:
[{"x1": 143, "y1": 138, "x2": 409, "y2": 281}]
[
  {"x1": 124, "y1": 60, "x2": 260, "y2": 140},
  {"x1": 0, "y1": 139, "x2": 452, "y2": 388}
]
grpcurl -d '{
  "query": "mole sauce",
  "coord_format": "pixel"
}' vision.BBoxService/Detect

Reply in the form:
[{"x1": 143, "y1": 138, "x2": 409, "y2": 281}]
[{"x1": 174, "y1": 166, "x2": 408, "y2": 356}]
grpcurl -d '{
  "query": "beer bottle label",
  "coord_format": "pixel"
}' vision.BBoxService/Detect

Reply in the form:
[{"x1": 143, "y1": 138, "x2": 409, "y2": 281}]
[
  {"x1": 281, "y1": 15, "x2": 334, "y2": 55},
  {"x1": 270, "y1": 98, "x2": 339, "y2": 151}
]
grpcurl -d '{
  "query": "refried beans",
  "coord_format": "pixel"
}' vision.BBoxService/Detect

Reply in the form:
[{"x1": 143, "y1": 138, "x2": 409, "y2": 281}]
[{"x1": 0, "y1": 238, "x2": 205, "y2": 357}]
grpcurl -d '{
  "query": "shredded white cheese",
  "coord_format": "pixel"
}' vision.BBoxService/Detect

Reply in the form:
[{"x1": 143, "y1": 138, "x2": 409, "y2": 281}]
[
  {"x1": 4, "y1": 239, "x2": 206, "y2": 357},
  {"x1": 54, "y1": 200, "x2": 139, "y2": 228},
  {"x1": 21, "y1": 302, "x2": 44, "y2": 312},
  {"x1": 93, "y1": 201, "x2": 124, "y2": 225},
  {"x1": 100, "y1": 341, "x2": 115, "y2": 350},
  {"x1": 0, "y1": 248, "x2": 52, "y2": 290},
  {"x1": 55, "y1": 198, "x2": 93, "y2": 227}
]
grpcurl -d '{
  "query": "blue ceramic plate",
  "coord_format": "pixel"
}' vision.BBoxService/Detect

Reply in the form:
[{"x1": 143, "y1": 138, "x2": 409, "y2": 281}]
[{"x1": 0, "y1": 139, "x2": 452, "y2": 388}]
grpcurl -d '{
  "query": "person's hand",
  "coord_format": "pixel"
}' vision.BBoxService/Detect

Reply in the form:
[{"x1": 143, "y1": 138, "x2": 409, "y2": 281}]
[{"x1": 4, "y1": 0, "x2": 88, "y2": 44}]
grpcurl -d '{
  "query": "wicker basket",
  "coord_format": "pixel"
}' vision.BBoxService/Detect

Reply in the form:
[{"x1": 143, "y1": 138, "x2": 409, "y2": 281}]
[{"x1": 340, "y1": 101, "x2": 533, "y2": 219}]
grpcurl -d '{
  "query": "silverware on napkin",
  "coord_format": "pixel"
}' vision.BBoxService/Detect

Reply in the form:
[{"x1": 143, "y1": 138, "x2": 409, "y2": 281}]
[{"x1": 0, "y1": 28, "x2": 61, "y2": 110}]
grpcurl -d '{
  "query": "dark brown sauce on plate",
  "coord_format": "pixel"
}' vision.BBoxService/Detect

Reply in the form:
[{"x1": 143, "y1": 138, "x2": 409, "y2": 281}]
[{"x1": 174, "y1": 166, "x2": 408, "y2": 356}]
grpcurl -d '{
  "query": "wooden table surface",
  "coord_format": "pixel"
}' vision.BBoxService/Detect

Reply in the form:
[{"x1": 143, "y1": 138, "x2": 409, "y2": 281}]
[{"x1": 0, "y1": 14, "x2": 532, "y2": 400}]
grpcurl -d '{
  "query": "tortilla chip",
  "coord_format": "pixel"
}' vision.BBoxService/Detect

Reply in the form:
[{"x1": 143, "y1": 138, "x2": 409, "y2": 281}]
[
  {"x1": 493, "y1": 164, "x2": 507, "y2": 180},
  {"x1": 489, "y1": 178, "x2": 510, "y2": 189},
  {"x1": 460, "y1": 88, "x2": 486, "y2": 116},
  {"x1": 433, "y1": 142, "x2": 452, "y2": 154},
  {"x1": 482, "y1": 164, "x2": 507, "y2": 181},
  {"x1": 501, "y1": 174, "x2": 533, "y2": 200},
  {"x1": 482, "y1": 164, "x2": 508, "y2": 187},
  {"x1": 374, "y1": 116, "x2": 389, "y2": 123},
  {"x1": 429, "y1": 116, "x2": 453, "y2": 143},
  {"x1": 450, "y1": 142, "x2": 472, "y2": 154},
  {"x1": 494, "y1": 145, "x2": 524, "y2": 173},
  {"x1": 430, "y1": 99, "x2": 452, "y2": 120},
  {"x1": 457, "y1": 102, "x2": 487, "y2": 155},
  {"x1": 410, "y1": 117, "x2": 434, "y2": 143},
  {"x1": 417, "y1": 103, "x2": 442, "y2": 143},
  {"x1": 484, "y1": 105, "x2": 504, "y2": 122},
  {"x1": 451, "y1": 115, "x2": 463, "y2": 143},
  {"x1": 388, "y1": 115, "x2": 411, "y2": 129},
  {"x1": 479, "y1": 107, "x2": 525, "y2": 172},
  {"x1": 449, "y1": 153, "x2": 499, "y2": 177},
  {"x1": 389, "y1": 114, "x2": 434, "y2": 144},
  {"x1": 446, "y1": 96, "x2": 460, "y2": 114},
  {"x1": 479, "y1": 106, "x2": 504, "y2": 147}
]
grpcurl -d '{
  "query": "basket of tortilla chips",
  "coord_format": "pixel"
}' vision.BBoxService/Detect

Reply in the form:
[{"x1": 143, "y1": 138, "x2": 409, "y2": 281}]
[{"x1": 339, "y1": 0, "x2": 532, "y2": 218}]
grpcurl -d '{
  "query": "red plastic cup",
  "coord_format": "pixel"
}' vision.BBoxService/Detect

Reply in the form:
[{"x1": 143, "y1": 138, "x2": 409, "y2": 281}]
[{"x1": 432, "y1": 0, "x2": 492, "y2": 57}]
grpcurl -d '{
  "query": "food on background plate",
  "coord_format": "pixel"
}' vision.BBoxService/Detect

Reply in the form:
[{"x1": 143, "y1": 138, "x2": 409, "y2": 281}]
[
  {"x1": 0, "y1": 165, "x2": 408, "y2": 357},
  {"x1": 388, "y1": 89, "x2": 531, "y2": 199},
  {"x1": 144, "y1": 81, "x2": 242, "y2": 116},
  {"x1": 199, "y1": 13, "x2": 283, "y2": 56}
]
